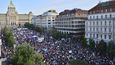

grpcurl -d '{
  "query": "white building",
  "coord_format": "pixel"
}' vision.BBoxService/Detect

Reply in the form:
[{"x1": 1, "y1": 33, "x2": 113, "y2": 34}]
[
  {"x1": 32, "y1": 10, "x2": 58, "y2": 30},
  {"x1": 55, "y1": 8, "x2": 87, "y2": 38},
  {"x1": 85, "y1": 0, "x2": 115, "y2": 43}
]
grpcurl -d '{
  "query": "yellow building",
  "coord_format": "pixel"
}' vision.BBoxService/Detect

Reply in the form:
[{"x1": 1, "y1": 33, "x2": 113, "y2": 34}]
[{"x1": 0, "y1": 0, "x2": 32, "y2": 30}]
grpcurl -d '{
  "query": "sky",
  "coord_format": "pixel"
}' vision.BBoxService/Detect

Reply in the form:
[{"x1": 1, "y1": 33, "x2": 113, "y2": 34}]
[{"x1": 0, "y1": 0, "x2": 107, "y2": 15}]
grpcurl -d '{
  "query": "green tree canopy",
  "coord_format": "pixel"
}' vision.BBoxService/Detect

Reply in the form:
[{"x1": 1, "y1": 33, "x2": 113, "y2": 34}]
[
  {"x1": 49, "y1": 28, "x2": 68, "y2": 39},
  {"x1": 81, "y1": 36, "x2": 87, "y2": 48},
  {"x1": 97, "y1": 40, "x2": 107, "y2": 55},
  {"x1": 3, "y1": 27, "x2": 15, "y2": 47},
  {"x1": 24, "y1": 22, "x2": 35, "y2": 30},
  {"x1": 107, "y1": 41, "x2": 115, "y2": 59},
  {"x1": 12, "y1": 43, "x2": 45, "y2": 65},
  {"x1": 34, "y1": 27, "x2": 44, "y2": 34},
  {"x1": 89, "y1": 38, "x2": 95, "y2": 50},
  {"x1": 24, "y1": 23, "x2": 44, "y2": 33}
]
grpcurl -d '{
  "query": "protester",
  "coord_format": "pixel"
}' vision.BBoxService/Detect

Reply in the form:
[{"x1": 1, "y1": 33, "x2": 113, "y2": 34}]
[{"x1": 1, "y1": 28, "x2": 114, "y2": 65}]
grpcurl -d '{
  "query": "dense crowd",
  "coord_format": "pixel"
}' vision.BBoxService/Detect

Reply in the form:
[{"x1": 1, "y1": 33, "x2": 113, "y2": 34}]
[{"x1": 1, "y1": 28, "x2": 115, "y2": 65}]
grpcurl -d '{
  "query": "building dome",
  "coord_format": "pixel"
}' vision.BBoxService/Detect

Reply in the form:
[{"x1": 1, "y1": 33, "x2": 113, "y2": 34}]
[{"x1": 8, "y1": 0, "x2": 15, "y2": 8}]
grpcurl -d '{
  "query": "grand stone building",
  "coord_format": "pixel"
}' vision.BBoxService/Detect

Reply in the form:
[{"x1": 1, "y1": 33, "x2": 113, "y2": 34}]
[
  {"x1": 85, "y1": 0, "x2": 115, "y2": 43},
  {"x1": 0, "y1": 0, "x2": 32, "y2": 30}
]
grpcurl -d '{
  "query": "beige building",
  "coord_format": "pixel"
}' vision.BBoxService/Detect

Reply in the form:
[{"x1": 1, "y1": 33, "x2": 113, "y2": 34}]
[
  {"x1": 55, "y1": 8, "x2": 87, "y2": 38},
  {"x1": 0, "y1": 0, "x2": 32, "y2": 30}
]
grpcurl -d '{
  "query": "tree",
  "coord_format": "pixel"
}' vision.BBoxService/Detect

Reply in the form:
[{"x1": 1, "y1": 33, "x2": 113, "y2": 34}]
[
  {"x1": 81, "y1": 36, "x2": 87, "y2": 48},
  {"x1": 49, "y1": 28, "x2": 68, "y2": 40},
  {"x1": 3, "y1": 27, "x2": 15, "y2": 47},
  {"x1": 35, "y1": 27, "x2": 44, "y2": 34},
  {"x1": 61, "y1": 32, "x2": 68, "y2": 38},
  {"x1": 107, "y1": 41, "x2": 115, "y2": 59},
  {"x1": 24, "y1": 22, "x2": 30, "y2": 28},
  {"x1": 7, "y1": 35, "x2": 15, "y2": 47},
  {"x1": 69, "y1": 59, "x2": 88, "y2": 65},
  {"x1": 49, "y1": 28, "x2": 61, "y2": 39},
  {"x1": 3, "y1": 26, "x2": 10, "y2": 36},
  {"x1": 96, "y1": 40, "x2": 107, "y2": 55},
  {"x1": 12, "y1": 43, "x2": 45, "y2": 65},
  {"x1": 24, "y1": 23, "x2": 44, "y2": 33},
  {"x1": 24, "y1": 22, "x2": 35, "y2": 30},
  {"x1": 89, "y1": 38, "x2": 95, "y2": 50}
]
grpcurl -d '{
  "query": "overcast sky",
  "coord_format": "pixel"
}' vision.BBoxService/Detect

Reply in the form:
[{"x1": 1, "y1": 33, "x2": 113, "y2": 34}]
[{"x1": 0, "y1": 0, "x2": 107, "y2": 15}]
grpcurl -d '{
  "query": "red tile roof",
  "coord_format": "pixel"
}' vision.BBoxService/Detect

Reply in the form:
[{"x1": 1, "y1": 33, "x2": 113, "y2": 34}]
[{"x1": 89, "y1": 1, "x2": 115, "y2": 14}]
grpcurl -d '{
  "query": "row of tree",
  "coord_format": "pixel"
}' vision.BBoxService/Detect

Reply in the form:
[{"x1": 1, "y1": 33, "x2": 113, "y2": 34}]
[
  {"x1": 24, "y1": 23, "x2": 70, "y2": 40},
  {"x1": 81, "y1": 36, "x2": 115, "y2": 59},
  {"x1": 49, "y1": 28, "x2": 68, "y2": 40},
  {"x1": 96, "y1": 40, "x2": 115, "y2": 59},
  {"x1": 24, "y1": 22, "x2": 44, "y2": 34},
  {"x1": 2, "y1": 27, "x2": 15, "y2": 47}
]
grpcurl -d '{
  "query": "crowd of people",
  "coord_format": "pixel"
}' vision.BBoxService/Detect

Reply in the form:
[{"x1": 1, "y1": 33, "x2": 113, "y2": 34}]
[{"x1": 1, "y1": 28, "x2": 115, "y2": 65}]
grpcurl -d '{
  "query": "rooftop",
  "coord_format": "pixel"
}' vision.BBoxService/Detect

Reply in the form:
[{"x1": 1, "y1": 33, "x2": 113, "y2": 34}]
[{"x1": 89, "y1": 0, "x2": 115, "y2": 14}]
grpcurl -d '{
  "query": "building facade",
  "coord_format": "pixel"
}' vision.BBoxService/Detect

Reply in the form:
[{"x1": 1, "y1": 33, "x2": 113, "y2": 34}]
[
  {"x1": 85, "y1": 0, "x2": 115, "y2": 43},
  {"x1": 0, "y1": 0, "x2": 32, "y2": 30},
  {"x1": 32, "y1": 10, "x2": 58, "y2": 30},
  {"x1": 55, "y1": 8, "x2": 87, "y2": 37}
]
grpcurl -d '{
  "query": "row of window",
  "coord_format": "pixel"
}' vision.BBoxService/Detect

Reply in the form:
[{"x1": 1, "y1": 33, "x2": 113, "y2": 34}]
[
  {"x1": 6, "y1": 23, "x2": 16, "y2": 25},
  {"x1": 55, "y1": 21, "x2": 84, "y2": 24},
  {"x1": 56, "y1": 17, "x2": 86, "y2": 21},
  {"x1": 48, "y1": 20, "x2": 55, "y2": 21},
  {"x1": 57, "y1": 14, "x2": 75, "y2": 17},
  {"x1": 0, "y1": 22, "x2": 16, "y2": 25},
  {"x1": 37, "y1": 17, "x2": 55, "y2": 20},
  {"x1": 87, "y1": 27, "x2": 112, "y2": 32},
  {"x1": 47, "y1": 17, "x2": 55, "y2": 20},
  {"x1": 89, "y1": 8, "x2": 113, "y2": 14},
  {"x1": 57, "y1": 28, "x2": 84, "y2": 31},
  {"x1": 89, "y1": 14, "x2": 112, "y2": 19},
  {"x1": 86, "y1": 21, "x2": 112, "y2": 26},
  {"x1": 10, "y1": 22, "x2": 16, "y2": 25},
  {"x1": 87, "y1": 33, "x2": 112, "y2": 39},
  {"x1": 55, "y1": 25, "x2": 85, "y2": 28}
]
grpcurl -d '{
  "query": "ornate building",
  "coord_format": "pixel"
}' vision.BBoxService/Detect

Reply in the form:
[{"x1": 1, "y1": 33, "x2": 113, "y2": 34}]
[
  {"x1": 0, "y1": 0, "x2": 32, "y2": 30},
  {"x1": 85, "y1": 0, "x2": 115, "y2": 43}
]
